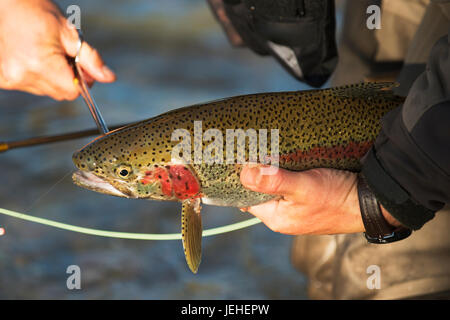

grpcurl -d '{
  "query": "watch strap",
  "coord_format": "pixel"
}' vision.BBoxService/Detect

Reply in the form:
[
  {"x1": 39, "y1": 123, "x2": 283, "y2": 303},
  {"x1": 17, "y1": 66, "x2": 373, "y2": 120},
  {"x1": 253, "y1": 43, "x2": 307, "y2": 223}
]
[{"x1": 357, "y1": 173, "x2": 412, "y2": 244}]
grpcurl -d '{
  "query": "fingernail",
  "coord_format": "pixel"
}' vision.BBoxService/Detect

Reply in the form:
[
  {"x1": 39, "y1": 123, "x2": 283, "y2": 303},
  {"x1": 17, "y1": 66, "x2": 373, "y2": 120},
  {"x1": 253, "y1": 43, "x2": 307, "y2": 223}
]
[{"x1": 102, "y1": 65, "x2": 115, "y2": 79}]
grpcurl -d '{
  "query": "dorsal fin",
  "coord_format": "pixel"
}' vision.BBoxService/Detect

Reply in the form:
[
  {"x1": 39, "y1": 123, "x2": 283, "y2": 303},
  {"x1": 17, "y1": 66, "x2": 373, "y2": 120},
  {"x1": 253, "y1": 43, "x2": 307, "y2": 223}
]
[{"x1": 331, "y1": 82, "x2": 402, "y2": 100}]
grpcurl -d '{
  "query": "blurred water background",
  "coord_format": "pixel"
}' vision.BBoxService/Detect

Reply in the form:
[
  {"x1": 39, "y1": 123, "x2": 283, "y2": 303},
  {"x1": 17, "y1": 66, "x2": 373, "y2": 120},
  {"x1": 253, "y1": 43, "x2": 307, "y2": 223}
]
[{"x1": 0, "y1": 0, "x2": 333, "y2": 299}]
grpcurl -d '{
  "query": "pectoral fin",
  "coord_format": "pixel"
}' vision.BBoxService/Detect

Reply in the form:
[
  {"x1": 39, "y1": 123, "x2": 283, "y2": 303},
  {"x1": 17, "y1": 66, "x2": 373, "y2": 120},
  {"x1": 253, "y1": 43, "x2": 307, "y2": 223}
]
[{"x1": 181, "y1": 198, "x2": 202, "y2": 273}]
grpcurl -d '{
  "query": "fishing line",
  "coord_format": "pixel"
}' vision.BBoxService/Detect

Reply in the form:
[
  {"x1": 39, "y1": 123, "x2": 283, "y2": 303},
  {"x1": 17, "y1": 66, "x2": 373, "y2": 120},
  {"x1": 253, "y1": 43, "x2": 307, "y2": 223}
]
[
  {"x1": 0, "y1": 207, "x2": 261, "y2": 240},
  {"x1": 0, "y1": 151, "x2": 261, "y2": 239},
  {"x1": 26, "y1": 169, "x2": 75, "y2": 212}
]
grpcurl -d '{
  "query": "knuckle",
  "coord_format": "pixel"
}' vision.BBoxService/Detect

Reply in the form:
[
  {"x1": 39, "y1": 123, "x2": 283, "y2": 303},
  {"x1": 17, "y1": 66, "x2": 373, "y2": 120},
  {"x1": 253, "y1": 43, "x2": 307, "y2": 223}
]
[
  {"x1": 267, "y1": 220, "x2": 284, "y2": 234},
  {"x1": 85, "y1": 45, "x2": 100, "y2": 60},
  {"x1": 90, "y1": 46, "x2": 101, "y2": 58},
  {"x1": 52, "y1": 94, "x2": 64, "y2": 101},
  {"x1": 65, "y1": 90, "x2": 79, "y2": 100},
  {"x1": 90, "y1": 47, "x2": 99, "y2": 56},
  {"x1": 26, "y1": 57, "x2": 42, "y2": 73},
  {"x1": 268, "y1": 224, "x2": 281, "y2": 233},
  {"x1": 263, "y1": 209, "x2": 284, "y2": 233},
  {"x1": 1, "y1": 60, "x2": 26, "y2": 85},
  {"x1": 264, "y1": 172, "x2": 285, "y2": 194}
]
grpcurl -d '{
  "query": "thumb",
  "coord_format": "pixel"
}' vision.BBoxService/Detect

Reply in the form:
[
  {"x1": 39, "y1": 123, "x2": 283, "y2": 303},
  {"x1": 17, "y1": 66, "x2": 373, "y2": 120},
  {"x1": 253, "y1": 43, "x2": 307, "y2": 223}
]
[
  {"x1": 60, "y1": 24, "x2": 115, "y2": 82},
  {"x1": 240, "y1": 165, "x2": 300, "y2": 196}
]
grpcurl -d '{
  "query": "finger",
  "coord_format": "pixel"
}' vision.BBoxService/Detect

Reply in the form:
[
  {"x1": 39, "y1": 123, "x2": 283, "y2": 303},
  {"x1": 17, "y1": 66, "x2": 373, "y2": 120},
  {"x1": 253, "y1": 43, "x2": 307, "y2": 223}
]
[
  {"x1": 60, "y1": 25, "x2": 115, "y2": 83},
  {"x1": 78, "y1": 42, "x2": 115, "y2": 83},
  {"x1": 40, "y1": 55, "x2": 79, "y2": 100},
  {"x1": 81, "y1": 68, "x2": 95, "y2": 87},
  {"x1": 240, "y1": 165, "x2": 305, "y2": 196},
  {"x1": 245, "y1": 200, "x2": 300, "y2": 234},
  {"x1": 245, "y1": 200, "x2": 280, "y2": 223},
  {"x1": 17, "y1": 79, "x2": 69, "y2": 101},
  {"x1": 2, "y1": 65, "x2": 71, "y2": 101}
]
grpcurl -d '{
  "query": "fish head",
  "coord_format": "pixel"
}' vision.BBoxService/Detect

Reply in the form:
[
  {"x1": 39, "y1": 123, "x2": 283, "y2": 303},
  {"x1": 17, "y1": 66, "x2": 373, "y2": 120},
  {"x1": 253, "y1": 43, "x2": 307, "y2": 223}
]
[{"x1": 72, "y1": 126, "x2": 201, "y2": 201}]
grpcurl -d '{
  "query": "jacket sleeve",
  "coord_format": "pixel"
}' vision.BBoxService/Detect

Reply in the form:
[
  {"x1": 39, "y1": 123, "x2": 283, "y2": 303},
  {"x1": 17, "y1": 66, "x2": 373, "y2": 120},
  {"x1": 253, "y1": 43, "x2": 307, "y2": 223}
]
[{"x1": 361, "y1": 30, "x2": 450, "y2": 230}]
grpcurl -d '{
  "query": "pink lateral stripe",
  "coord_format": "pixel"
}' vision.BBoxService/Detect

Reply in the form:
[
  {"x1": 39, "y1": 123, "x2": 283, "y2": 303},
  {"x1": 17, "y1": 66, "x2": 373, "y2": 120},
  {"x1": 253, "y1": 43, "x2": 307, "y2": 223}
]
[{"x1": 280, "y1": 141, "x2": 374, "y2": 163}]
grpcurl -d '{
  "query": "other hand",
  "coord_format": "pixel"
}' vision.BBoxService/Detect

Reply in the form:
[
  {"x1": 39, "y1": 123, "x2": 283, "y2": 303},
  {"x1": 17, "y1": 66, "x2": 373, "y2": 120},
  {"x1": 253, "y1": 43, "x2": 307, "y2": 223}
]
[{"x1": 0, "y1": 0, "x2": 115, "y2": 100}]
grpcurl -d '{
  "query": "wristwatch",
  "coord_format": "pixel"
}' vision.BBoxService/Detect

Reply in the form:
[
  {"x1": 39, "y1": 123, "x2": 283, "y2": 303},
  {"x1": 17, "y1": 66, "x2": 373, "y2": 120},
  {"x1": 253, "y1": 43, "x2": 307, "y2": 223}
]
[{"x1": 357, "y1": 173, "x2": 412, "y2": 244}]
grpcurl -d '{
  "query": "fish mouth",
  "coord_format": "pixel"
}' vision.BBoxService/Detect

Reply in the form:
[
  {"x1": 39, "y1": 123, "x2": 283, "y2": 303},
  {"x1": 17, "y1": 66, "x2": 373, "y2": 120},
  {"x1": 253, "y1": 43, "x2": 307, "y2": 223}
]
[{"x1": 72, "y1": 171, "x2": 128, "y2": 198}]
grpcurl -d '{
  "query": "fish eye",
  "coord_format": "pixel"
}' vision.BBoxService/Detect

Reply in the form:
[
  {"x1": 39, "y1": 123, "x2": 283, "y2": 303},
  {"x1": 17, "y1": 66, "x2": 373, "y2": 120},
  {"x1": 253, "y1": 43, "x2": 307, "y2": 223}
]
[{"x1": 116, "y1": 165, "x2": 132, "y2": 179}]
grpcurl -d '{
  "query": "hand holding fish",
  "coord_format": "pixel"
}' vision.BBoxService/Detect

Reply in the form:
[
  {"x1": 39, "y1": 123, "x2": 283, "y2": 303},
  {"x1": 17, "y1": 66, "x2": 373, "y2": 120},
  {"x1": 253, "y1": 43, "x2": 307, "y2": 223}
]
[
  {"x1": 0, "y1": 0, "x2": 115, "y2": 101},
  {"x1": 240, "y1": 166, "x2": 401, "y2": 235}
]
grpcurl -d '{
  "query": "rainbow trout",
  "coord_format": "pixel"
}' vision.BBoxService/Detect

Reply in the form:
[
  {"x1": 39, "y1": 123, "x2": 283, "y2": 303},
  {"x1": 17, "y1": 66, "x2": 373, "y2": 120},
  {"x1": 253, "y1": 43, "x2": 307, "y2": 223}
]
[{"x1": 72, "y1": 82, "x2": 403, "y2": 273}]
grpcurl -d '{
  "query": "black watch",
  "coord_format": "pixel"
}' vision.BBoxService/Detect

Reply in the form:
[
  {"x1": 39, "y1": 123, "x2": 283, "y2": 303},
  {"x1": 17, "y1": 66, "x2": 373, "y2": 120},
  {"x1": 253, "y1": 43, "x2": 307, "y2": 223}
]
[{"x1": 357, "y1": 173, "x2": 412, "y2": 244}]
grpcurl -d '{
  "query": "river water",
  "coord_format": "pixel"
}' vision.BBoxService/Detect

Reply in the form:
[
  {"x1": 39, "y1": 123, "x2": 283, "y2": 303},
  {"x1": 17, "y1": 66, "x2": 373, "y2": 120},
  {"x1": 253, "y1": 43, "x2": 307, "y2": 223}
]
[{"x1": 0, "y1": 0, "x2": 310, "y2": 299}]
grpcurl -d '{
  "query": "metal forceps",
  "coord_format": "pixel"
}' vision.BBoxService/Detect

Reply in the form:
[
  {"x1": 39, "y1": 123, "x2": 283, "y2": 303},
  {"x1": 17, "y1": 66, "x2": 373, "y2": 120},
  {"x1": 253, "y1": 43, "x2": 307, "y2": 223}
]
[{"x1": 73, "y1": 29, "x2": 109, "y2": 135}]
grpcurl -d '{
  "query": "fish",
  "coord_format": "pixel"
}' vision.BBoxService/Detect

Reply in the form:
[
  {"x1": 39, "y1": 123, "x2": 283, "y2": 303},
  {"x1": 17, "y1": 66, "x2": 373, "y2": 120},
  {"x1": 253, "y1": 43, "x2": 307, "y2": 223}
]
[{"x1": 72, "y1": 82, "x2": 404, "y2": 273}]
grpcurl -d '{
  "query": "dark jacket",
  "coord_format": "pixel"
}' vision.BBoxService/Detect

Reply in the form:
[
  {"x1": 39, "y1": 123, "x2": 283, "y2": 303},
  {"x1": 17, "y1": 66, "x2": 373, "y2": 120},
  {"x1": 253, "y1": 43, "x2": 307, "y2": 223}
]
[
  {"x1": 213, "y1": 0, "x2": 450, "y2": 230},
  {"x1": 362, "y1": 31, "x2": 450, "y2": 230}
]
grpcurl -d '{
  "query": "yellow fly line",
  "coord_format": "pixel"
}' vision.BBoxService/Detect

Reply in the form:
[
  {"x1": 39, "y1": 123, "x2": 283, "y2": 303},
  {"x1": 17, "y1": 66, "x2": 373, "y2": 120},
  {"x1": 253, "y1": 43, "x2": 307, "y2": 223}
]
[{"x1": 0, "y1": 207, "x2": 261, "y2": 240}]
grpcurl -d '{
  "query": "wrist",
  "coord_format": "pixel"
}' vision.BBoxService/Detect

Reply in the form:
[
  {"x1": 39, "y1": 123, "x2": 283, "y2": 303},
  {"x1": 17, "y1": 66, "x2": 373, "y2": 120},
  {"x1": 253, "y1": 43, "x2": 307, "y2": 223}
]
[
  {"x1": 379, "y1": 205, "x2": 403, "y2": 228},
  {"x1": 357, "y1": 172, "x2": 412, "y2": 243},
  {"x1": 340, "y1": 172, "x2": 366, "y2": 233}
]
